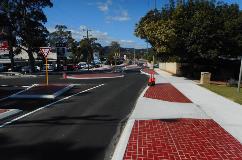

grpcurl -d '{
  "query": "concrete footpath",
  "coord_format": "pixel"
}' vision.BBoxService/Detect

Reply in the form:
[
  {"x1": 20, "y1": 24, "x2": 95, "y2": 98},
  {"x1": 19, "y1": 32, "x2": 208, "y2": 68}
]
[{"x1": 112, "y1": 68, "x2": 242, "y2": 160}]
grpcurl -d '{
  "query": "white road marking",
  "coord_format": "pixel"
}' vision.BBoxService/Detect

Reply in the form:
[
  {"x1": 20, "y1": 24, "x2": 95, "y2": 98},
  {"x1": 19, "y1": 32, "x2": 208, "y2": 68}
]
[{"x1": 0, "y1": 84, "x2": 104, "y2": 128}]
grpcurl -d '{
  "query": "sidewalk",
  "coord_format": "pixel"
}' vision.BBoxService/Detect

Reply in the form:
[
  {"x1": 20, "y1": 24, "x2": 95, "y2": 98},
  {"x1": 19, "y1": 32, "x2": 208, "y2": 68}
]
[{"x1": 112, "y1": 68, "x2": 242, "y2": 160}]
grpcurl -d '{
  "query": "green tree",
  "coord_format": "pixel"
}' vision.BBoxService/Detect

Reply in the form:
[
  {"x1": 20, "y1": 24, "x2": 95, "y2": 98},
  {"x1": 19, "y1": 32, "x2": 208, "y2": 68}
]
[
  {"x1": 108, "y1": 41, "x2": 120, "y2": 65},
  {"x1": 0, "y1": 0, "x2": 18, "y2": 70},
  {"x1": 135, "y1": 0, "x2": 242, "y2": 63},
  {"x1": 0, "y1": 0, "x2": 53, "y2": 72},
  {"x1": 49, "y1": 25, "x2": 75, "y2": 69},
  {"x1": 49, "y1": 25, "x2": 74, "y2": 48}
]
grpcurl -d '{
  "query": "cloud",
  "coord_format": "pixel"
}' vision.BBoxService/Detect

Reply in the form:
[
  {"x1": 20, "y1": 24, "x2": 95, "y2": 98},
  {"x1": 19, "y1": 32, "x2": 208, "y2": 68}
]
[
  {"x1": 96, "y1": 0, "x2": 112, "y2": 12},
  {"x1": 106, "y1": 10, "x2": 130, "y2": 22},
  {"x1": 48, "y1": 25, "x2": 144, "y2": 49},
  {"x1": 90, "y1": 1, "x2": 130, "y2": 22}
]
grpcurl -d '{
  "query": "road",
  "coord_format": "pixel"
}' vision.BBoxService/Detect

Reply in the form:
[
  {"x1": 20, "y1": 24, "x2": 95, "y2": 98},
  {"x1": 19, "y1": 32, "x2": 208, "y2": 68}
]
[{"x1": 0, "y1": 72, "x2": 147, "y2": 160}]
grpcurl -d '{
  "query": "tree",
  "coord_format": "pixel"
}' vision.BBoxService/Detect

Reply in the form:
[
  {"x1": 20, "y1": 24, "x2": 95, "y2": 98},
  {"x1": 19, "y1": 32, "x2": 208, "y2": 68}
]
[
  {"x1": 0, "y1": 0, "x2": 18, "y2": 70},
  {"x1": 49, "y1": 25, "x2": 74, "y2": 70},
  {"x1": 0, "y1": 0, "x2": 53, "y2": 72},
  {"x1": 49, "y1": 25, "x2": 74, "y2": 48},
  {"x1": 135, "y1": 0, "x2": 242, "y2": 63},
  {"x1": 108, "y1": 41, "x2": 120, "y2": 65}
]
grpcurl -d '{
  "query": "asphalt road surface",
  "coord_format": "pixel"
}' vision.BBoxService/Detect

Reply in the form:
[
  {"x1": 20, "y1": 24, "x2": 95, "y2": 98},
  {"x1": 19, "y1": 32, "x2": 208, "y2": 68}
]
[{"x1": 0, "y1": 72, "x2": 147, "y2": 160}]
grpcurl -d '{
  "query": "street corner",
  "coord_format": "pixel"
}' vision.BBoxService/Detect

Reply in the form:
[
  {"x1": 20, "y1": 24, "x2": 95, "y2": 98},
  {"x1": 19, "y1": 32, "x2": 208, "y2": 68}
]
[
  {"x1": 123, "y1": 119, "x2": 242, "y2": 160},
  {"x1": 64, "y1": 73, "x2": 124, "y2": 80},
  {"x1": 144, "y1": 83, "x2": 192, "y2": 103},
  {"x1": 9, "y1": 84, "x2": 74, "y2": 99}
]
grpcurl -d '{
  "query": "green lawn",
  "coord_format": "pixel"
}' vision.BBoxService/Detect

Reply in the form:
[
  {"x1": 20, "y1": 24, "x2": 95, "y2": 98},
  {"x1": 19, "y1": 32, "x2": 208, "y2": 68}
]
[{"x1": 200, "y1": 84, "x2": 242, "y2": 105}]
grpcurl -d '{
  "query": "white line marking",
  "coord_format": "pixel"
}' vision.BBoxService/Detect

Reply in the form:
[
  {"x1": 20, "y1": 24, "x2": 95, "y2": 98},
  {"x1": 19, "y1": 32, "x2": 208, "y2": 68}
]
[{"x1": 0, "y1": 84, "x2": 104, "y2": 128}]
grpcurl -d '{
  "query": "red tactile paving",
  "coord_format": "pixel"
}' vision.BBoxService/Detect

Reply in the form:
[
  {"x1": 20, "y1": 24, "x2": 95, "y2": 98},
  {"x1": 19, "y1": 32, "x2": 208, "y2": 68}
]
[
  {"x1": 141, "y1": 68, "x2": 157, "y2": 75},
  {"x1": 124, "y1": 119, "x2": 242, "y2": 160},
  {"x1": 144, "y1": 83, "x2": 192, "y2": 103},
  {"x1": 19, "y1": 85, "x2": 68, "y2": 95},
  {"x1": 0, "y1": 109, "x2": 9, "y2": 114},
  {"x1": 68, "y1": 73, "x2": 123, "y2": 78}
]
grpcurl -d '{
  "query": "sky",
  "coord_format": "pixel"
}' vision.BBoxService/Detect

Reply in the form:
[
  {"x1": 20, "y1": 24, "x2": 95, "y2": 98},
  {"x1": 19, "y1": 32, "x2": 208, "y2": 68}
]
[{"x1": 44, "y1": 0, "x2": 242, "y2": 49}]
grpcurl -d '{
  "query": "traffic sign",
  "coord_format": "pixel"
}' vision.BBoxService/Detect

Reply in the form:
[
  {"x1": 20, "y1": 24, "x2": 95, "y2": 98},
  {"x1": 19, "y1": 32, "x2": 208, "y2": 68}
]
[
  {"x1": 40, "y1": 47, "x2": 51, "y2": 58},
  {"x1": 0, "y1": 41, "x2": 8, "y2": 51},
  {"x1": 40, "y1": 47, "x2": 51, "y2": 85}
]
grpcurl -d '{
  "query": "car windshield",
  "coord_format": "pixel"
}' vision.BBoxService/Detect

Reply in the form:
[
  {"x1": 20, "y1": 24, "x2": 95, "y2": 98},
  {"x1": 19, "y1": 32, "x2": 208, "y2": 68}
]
[{"x1": 1, "y1": 1, "x2": 242, "y2": 160}]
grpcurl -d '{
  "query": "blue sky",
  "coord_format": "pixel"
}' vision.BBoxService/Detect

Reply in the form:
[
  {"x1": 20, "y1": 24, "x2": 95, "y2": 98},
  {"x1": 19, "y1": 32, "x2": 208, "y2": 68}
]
[{"x1": 44, "y1": 0, "x2": 242, "y2": 49}]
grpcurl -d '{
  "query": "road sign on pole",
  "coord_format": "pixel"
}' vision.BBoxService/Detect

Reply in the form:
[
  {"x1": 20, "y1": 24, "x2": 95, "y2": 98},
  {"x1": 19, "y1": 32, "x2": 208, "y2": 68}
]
[
  {"x1": 238, "y1": 58, "x2": 242, "y2": 92},
  {"x1": 40, "y1": 47, "x2": 51, "y2": 85}
]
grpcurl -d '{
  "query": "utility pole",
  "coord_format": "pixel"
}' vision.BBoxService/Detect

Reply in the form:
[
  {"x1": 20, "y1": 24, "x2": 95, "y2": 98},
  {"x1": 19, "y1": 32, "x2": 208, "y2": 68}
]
[
  {"x1": 82, "y1": 28, "x2": 92, "y2": 70},
  {"x1": 238, "y1": 57, "x2": 242, "y2": 92},
  {"x1": 133, "y1": 48, "x2": 136, "y2": 64},
  {"x1": 154, "y1": 0, "x2": 157, "y2": 9}
]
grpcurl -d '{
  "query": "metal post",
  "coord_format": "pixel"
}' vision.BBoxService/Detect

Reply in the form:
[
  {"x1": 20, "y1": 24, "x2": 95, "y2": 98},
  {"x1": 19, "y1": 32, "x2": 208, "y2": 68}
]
[
  {"x1": 45, "y1": 57, "x2": 48, "y2": 85},
  {"x1": 238, "y1": 58, "x2": 242, "y2": 92},
  {"x1": 114, "y1": 53, "x2": 117, "y2": 72},
  {"x1": 134, "y1": 48, "x2": 136, "y2": 64}
]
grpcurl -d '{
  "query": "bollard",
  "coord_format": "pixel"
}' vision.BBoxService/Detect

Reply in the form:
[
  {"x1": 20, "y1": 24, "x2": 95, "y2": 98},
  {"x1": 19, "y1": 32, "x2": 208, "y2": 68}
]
[
  {"x1": 148, "y1": 73, "x2": 155, "y2": 86},
  {"x1": 63, "y1": 72, "x2": 67, "y2": 79}
]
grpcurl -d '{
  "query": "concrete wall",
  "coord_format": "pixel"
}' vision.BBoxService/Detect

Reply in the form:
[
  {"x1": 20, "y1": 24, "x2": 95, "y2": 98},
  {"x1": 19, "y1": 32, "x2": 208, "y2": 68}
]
[{"x1": 159, "y1": 62, "x2": 181, "y2": 75}]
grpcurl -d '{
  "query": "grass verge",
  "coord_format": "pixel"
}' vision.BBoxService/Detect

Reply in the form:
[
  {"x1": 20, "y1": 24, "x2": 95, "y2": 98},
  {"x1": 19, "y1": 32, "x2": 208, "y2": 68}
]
[{"x1": 200, "y1": 84, "x2": 242, "y2": 105}]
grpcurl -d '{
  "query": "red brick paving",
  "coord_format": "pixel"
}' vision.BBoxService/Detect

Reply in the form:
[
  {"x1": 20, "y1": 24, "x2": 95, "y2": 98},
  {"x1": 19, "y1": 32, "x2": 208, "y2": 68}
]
[
  {"x1": 124, "y1": 119, "x2": 242, "y2": 160},
  {"x1": 144, "y1": 83, "x2": 192, "y2": 103}
]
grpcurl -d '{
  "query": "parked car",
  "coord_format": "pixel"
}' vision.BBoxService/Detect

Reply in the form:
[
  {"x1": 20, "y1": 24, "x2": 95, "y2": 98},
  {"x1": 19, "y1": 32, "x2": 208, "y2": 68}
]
[
  {"x1": 21, "y1": 66, "x2": 31, "y2": 73},
  {"x1": 77, "y1": 62, "x2": 88, "y2": 69},
  {"x1": 154, "y1": 64, "x2": 159, "y2": 68},
  {"x1": 42, "y1": 64, "x2": 54, "y2": 72},
  {"x1": 35, "y1": 66, "x2": 40, "y2": 71}
]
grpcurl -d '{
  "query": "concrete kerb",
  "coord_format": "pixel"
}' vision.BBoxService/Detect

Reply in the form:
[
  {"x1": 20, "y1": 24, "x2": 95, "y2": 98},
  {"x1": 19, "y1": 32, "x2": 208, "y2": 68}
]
[
  {"x1": 7, "y1": 84, "x2": 37, "y2": 99},
  {"x1": 9, "y1": 84, "x2": 74, "y2": 99},
  {"x1": 111, "y1": 119, "x2": 135, "y2": 160},
  {"x1": 66, "y1": 75, "x2": 124, "y2": 80},
  {"x1": 111, "y1": 86, "x2": 149, "y2": 160},
  {"x1": 140, "y1": 69, "x2": 150, "y2": 76},
  {"x1": 0, "y1": 109, "x2": 21, "y2": 120}
]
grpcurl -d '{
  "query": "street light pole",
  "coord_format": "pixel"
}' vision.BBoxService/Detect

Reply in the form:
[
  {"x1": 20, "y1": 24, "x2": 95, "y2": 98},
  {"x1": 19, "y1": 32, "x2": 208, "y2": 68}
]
[{"x1": 238, "y1": 58, "x2": 242, "y2": 92}]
